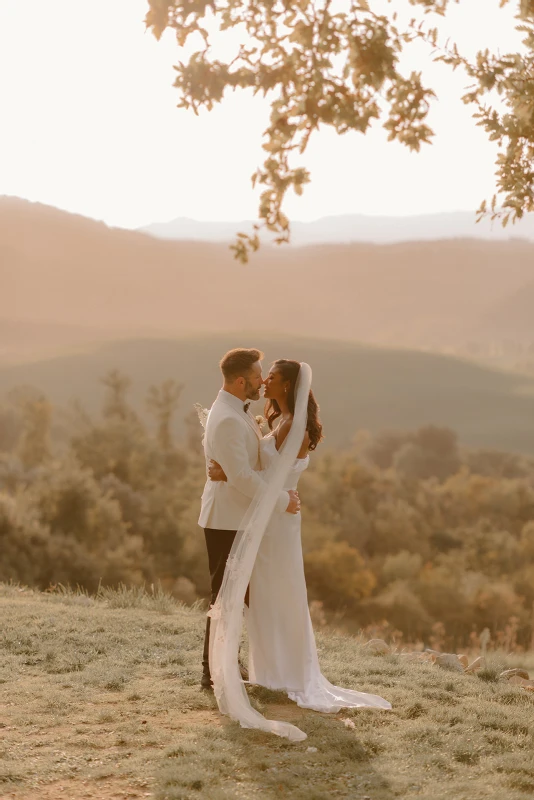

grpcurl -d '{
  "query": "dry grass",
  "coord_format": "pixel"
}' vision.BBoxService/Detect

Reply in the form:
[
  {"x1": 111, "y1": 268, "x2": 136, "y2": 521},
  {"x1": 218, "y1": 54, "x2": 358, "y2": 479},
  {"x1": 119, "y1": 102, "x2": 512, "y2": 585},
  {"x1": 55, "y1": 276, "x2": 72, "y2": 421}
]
[{"x1": 1, "y1": 582, "x2": 534, "y2": 800}]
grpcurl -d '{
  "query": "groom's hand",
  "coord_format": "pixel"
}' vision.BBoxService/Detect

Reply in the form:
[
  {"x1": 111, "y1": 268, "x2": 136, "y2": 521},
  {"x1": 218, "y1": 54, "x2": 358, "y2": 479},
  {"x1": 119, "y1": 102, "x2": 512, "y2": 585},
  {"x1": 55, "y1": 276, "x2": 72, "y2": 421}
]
[
  {"x1": 286, "y1": 490, "x2": 300, "y2": 514},
  {"x1": 208, "y1": 460, "x2": 227, "y2": 481}
]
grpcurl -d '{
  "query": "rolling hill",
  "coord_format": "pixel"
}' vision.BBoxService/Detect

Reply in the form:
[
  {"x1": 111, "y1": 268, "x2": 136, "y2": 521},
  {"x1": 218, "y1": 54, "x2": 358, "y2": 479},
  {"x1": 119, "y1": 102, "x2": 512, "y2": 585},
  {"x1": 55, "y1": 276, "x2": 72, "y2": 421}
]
[
  {"x1": 2, "y1": 333, "x2": 534, "y2": 454},
  {"x1": 476, "y1": 280, "x2": 534, "y2": 344},
  {"x1": 2, "y1": 197, "x2": 534, "y2": 361}
]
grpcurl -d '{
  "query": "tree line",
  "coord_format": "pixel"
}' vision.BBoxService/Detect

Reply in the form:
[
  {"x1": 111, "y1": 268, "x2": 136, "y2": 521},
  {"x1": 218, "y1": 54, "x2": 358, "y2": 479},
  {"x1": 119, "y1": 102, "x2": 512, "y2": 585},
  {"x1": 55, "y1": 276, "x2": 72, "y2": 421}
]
[{"x1": 1, "y1": 370, "x2": 534, "y2": 651}]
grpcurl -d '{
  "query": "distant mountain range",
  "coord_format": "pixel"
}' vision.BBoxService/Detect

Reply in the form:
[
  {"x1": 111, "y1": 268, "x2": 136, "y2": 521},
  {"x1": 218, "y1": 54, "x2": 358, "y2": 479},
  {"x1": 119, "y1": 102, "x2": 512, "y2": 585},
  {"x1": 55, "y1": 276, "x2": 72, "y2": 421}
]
[
  {"x1": 140, "y1": 211, "x2": 534, "y2": 245},
  {"x1": 2, "y1": 196, "x2": 534, "y2": 367}
]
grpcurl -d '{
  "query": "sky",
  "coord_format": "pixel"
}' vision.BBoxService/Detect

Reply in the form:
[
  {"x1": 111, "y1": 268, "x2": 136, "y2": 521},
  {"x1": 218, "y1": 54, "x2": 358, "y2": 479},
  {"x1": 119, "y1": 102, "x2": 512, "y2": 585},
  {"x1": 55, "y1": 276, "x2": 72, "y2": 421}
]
[{"x1": 0, "y1": 0, "x2": 524, "y2": 228}]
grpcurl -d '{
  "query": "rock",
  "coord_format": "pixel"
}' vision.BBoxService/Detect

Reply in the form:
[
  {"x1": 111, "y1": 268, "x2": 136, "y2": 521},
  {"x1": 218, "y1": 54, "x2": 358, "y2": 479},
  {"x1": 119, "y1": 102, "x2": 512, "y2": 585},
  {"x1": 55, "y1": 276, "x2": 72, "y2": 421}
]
[
  {"x1": 363, "y1": 639, "x2": 390, "y2": 655},
  {"x1": 418, "y1": 651, "x2": 436, "y2": 663},
  {"x1": 500, "y1": 668, "x2": 530, "y2": 681},
  {"x1": 506, "y1": 676, "x2": 534, "y2": 690},
  {"x1": 399, "y1": 652, "x2": 427, "y2": 662},
  {"x1": 433, "y1": 653, "x2": 465, "y2": 672},
  {"x1": 465, "y1": 656, "x2": 484, "y2": 673},
  {"x1": 343, "y1": 718, "x2": 356, "y2": 729},
  {"x1": 508, "y1": 676, "x2": 529, "y2": 686},
  {"x1": 396, "y1": 651, "x2": 436, "y2": 664},
  {"x1": 306, "y1": 746, "x2": 318, "y2": 753}
]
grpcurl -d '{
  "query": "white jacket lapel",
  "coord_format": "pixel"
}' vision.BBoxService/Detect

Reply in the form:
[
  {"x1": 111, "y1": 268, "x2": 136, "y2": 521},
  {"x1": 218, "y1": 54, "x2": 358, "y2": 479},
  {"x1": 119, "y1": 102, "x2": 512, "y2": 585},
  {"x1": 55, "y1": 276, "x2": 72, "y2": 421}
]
[
  {"x1": 214, "y1": 391, "x2": 261, "y2": 440},
  {"x1": 244, "y1": 409, "x2": 262, "y2": 440}
]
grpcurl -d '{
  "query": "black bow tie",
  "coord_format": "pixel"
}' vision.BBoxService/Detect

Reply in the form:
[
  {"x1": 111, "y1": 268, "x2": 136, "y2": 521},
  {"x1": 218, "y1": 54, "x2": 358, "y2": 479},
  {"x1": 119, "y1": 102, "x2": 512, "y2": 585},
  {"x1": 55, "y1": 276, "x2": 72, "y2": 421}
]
[{"x1": 243, "y1": 402, "x2": 250, "y2": 413}]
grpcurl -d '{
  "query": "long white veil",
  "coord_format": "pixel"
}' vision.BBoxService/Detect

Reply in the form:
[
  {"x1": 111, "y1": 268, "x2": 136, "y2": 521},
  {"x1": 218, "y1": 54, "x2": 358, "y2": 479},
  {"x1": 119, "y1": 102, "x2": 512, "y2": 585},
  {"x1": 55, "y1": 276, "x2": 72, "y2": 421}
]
[{"x1": 208, "y1": 362, "x2": 312, "y2": 742}]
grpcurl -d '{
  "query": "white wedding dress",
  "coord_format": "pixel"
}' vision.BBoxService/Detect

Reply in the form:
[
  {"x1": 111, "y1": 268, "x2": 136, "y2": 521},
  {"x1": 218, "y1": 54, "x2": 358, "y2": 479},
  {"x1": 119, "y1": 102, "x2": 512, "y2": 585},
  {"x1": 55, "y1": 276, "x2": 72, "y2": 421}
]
[
  {"x1": 246, "y1": 433, "x2": 392, "y2": 713},
  {"x1": 208, "y1": 364, "x2": 391, "y2": 742}
]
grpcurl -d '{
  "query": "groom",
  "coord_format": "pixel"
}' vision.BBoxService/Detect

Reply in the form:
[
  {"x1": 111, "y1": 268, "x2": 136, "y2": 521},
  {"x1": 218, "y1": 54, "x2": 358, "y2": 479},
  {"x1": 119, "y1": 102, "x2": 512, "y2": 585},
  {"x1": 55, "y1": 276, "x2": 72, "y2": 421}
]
[{"x1": 198, "y1": 347, "x2": 300, "y2": 689}]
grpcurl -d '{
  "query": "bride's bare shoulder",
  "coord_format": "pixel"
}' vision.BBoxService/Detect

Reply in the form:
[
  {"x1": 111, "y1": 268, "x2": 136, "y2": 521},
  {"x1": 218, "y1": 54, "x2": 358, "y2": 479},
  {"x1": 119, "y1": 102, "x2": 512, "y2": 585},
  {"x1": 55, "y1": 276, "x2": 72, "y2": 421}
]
[{"x1": 275, "y1": 418, "x2": 310, "y2": 457}]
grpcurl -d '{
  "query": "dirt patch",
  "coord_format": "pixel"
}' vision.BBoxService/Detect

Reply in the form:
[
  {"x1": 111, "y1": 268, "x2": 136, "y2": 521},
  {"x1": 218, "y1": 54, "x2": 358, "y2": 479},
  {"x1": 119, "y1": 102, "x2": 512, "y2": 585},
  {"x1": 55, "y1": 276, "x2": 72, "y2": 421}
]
[
  {"x1": 171, "y1": 707, "x2": 222, "y2": 726},
  {"x1": 2, "y1": 777, "x2": 154, "y2": 800}
]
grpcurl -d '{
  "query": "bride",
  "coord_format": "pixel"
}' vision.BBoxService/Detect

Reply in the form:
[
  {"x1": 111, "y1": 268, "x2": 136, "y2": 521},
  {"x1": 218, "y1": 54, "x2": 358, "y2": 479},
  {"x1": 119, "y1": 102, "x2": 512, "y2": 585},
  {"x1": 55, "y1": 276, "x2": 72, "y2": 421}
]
[{"x1": 206, "y1": 359, "x2": 391, "y2": 742}]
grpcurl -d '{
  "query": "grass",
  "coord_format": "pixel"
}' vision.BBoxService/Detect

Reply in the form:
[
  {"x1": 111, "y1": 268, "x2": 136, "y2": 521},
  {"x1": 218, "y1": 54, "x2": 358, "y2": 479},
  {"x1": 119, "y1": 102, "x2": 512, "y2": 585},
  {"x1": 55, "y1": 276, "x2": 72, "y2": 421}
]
[{"x1": 1, "y1": 583, "x2": 534, "y2": 800}]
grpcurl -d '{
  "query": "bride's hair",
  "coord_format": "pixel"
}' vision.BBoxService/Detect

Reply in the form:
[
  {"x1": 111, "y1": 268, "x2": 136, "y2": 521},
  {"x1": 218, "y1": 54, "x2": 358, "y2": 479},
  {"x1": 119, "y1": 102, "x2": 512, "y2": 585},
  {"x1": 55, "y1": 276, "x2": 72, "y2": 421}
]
[{"x1": 264, "y1": 360, "x2": 324, "y2": 451}]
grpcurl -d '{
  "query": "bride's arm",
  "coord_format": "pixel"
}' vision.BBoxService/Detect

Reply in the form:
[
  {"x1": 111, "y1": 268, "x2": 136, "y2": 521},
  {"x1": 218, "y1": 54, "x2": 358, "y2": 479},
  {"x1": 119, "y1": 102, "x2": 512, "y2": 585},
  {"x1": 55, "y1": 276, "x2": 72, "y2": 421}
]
[{"x1": 275, "y1": 420, "x2": 310, "y2": 458}]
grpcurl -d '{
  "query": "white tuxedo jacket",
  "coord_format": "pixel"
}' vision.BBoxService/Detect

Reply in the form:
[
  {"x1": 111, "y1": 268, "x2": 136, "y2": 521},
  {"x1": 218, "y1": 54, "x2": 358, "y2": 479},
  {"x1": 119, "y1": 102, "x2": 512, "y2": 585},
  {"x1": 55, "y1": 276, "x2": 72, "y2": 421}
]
[{"x1": 198, "y1": 390, "x2": 290, "y2": 530}]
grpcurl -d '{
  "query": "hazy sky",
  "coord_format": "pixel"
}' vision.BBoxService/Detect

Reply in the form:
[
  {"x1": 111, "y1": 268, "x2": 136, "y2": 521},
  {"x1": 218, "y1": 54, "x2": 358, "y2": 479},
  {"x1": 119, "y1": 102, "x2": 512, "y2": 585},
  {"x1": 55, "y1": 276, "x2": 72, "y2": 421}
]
[{"x1": 0, "y1": 0, "x2": 523, "y2": 227}]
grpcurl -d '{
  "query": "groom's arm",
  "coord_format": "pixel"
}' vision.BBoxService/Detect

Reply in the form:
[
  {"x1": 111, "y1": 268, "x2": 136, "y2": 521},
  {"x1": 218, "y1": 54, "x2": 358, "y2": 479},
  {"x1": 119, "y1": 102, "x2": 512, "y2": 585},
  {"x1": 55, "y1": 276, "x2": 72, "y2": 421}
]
[{"x1": 213, "y1": 417, "x2": 290, "y2": 513}]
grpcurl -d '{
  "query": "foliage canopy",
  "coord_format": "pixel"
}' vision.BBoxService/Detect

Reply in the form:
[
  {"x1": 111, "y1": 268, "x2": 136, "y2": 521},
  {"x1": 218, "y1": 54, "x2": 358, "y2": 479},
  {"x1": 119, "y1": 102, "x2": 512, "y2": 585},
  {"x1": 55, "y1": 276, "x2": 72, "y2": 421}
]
[
  {"x1": 146, "y1": 0, "x2": 534, "y2": 261},
  {"x1": 3, "y1": 372, "x2": 534, "y2": 649}
]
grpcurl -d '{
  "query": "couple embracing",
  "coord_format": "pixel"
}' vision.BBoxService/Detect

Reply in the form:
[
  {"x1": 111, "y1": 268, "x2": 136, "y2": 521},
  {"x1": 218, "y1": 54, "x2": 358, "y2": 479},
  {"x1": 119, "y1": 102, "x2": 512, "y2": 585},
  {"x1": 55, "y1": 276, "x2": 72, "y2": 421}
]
[{"x1": 198, "y1": 348, "x2": 391, "y2": 742}]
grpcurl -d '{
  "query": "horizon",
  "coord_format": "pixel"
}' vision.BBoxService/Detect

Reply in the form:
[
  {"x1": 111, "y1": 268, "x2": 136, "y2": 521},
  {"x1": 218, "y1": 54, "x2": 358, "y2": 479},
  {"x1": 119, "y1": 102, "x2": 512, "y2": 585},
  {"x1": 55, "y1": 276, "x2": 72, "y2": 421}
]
[{"x1": 0, "y1": 193, "x2": 515, "y2": 230}]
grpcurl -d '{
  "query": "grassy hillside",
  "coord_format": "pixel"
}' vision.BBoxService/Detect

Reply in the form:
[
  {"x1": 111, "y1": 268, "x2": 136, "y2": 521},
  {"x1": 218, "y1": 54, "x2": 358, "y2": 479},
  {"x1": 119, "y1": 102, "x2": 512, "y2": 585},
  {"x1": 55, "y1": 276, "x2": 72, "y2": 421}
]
[
  {"x1": 2, "y1": 333, "x2": 534, "y2": 453},
  {"x1": 1, "y1": 582, "x2": 534, "y2": 800},
  {"x1": 2, "y1": 197, "x2": 534, "y2": 352}
]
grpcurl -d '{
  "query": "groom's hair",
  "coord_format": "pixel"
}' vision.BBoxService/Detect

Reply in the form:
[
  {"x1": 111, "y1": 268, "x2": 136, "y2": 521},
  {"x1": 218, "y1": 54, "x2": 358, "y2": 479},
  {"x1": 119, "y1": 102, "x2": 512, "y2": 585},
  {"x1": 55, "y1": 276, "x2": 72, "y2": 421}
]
[{"x1": 220, "y1": 348, "x2": 264, "y2": 381}]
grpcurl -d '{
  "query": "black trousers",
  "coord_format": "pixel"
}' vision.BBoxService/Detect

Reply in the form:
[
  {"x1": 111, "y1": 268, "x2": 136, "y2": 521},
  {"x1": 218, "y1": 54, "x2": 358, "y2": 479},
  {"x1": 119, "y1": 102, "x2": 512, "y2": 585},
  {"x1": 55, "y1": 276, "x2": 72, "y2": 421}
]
[{"x1": 202, "y1": 528, "x2": 249, "y2": 674}]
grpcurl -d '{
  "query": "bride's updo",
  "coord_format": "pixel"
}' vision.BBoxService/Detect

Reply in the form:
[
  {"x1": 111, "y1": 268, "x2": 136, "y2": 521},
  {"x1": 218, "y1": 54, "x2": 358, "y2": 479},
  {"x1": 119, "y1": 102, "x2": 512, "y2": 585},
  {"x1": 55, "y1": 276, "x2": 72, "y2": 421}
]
[{"x1": 264, "y1": 359, "x2": 324, "y2": 451}]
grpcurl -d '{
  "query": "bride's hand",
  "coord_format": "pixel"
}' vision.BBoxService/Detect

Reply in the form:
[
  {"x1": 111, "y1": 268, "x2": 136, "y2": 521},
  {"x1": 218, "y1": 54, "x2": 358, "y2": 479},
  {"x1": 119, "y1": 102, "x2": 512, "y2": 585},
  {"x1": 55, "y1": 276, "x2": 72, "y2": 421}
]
[{"x1": 208, "y1": 460, "x2": 227, "y2": 482}]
